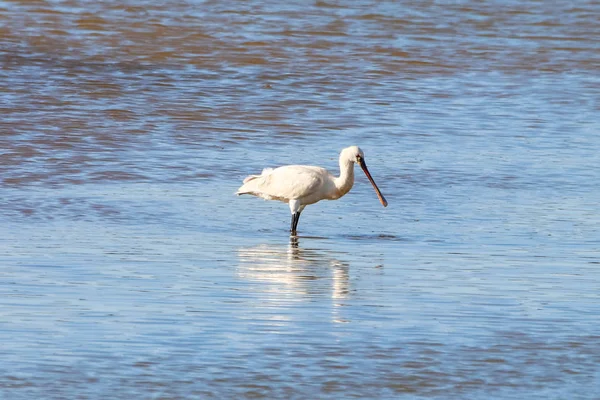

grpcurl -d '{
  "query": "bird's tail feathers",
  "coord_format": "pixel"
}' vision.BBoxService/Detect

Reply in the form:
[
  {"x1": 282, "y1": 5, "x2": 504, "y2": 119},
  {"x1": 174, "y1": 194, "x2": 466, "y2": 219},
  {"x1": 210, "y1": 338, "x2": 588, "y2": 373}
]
[
  {"x1": 237, "y1": 168, "x2": 274, "y2": 195},
  {"x1": 242, "y1": 168, "x2": 273, "y2": 183},
  {"x1": 243, "y1": 175, "x2": 260, "y2": 184}
]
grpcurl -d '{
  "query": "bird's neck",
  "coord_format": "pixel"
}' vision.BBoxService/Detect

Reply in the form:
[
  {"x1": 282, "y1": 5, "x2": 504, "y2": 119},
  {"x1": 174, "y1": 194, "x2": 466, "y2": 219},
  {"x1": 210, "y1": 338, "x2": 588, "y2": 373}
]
[{"x1": 334, "y1": 158, "x2": 355, "y2": 196}]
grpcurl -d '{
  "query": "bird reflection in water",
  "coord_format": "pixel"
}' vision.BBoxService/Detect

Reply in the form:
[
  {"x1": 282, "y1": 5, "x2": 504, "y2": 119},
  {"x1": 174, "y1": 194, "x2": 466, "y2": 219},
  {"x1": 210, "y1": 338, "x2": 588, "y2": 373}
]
[{"x1": 237, "y1": 237, "x2": 351, "y2": 317}]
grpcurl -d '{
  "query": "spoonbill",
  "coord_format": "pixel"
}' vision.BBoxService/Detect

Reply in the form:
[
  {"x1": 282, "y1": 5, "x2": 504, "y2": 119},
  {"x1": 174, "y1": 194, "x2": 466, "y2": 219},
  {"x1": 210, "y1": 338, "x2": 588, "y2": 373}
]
[{"x1": 236, "y1": 146, "x2": 388, "y2": 235}]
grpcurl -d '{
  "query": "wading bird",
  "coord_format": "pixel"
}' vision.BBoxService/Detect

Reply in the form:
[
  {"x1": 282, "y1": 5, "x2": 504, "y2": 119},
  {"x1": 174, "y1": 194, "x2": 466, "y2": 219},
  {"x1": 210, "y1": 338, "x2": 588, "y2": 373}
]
[{"x1": 236, "y1": 146, "x2": 388, "y2": 235}]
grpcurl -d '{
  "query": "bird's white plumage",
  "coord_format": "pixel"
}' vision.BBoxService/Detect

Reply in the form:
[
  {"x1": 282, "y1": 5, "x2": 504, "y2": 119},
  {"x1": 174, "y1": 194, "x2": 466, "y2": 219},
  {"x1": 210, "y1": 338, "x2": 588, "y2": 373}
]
[{"x1": 237, "y1": 165, "x2": 333, "y2": 204}]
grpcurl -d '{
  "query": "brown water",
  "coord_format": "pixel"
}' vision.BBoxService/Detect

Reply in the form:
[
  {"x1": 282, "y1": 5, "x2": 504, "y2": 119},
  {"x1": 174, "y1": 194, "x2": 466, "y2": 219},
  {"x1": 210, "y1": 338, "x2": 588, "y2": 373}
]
[{"x1": 1, "y1": 0, "x2": 599, "y2": 398}]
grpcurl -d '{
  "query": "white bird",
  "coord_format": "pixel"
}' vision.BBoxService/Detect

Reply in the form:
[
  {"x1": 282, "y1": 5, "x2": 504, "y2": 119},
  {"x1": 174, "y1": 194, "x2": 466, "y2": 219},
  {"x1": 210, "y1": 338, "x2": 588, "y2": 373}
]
[{"x1": 236, "y1": 146, "x2": 388, "y2": 235}]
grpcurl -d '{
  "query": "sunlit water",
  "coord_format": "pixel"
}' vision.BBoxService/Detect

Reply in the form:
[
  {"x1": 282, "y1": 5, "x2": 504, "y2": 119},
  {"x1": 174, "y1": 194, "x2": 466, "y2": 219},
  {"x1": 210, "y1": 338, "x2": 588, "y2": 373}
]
[{"x1": 1, "y1": 0, "x2": 599, "y2": 398}]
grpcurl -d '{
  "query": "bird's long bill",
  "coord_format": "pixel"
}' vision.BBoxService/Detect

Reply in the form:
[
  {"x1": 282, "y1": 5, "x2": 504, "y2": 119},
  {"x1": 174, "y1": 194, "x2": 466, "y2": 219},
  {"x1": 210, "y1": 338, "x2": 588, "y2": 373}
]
[{"x1": 359, "y1": 159, "x2": 388, "y2": 207}]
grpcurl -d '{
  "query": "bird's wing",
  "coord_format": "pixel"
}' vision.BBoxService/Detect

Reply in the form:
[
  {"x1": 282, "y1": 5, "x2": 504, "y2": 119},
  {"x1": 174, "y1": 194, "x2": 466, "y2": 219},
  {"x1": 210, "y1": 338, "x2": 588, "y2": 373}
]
[{"x1": 249, "y1": 165, "x2": 328, "y2": 200}]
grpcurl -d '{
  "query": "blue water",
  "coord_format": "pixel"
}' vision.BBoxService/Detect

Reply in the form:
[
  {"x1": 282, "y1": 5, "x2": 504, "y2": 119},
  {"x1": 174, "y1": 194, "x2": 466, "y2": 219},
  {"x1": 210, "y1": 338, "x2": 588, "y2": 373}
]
[{"x1": 1, "y1": 0, "x2": 599, "y2": 398}]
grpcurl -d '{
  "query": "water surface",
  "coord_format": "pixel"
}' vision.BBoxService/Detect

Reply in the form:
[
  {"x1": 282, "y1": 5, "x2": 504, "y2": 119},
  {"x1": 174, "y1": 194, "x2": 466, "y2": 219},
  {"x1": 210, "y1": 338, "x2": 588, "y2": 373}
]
[{"x1": 1, "y1": 0, "x2": 599, "y2": 398}]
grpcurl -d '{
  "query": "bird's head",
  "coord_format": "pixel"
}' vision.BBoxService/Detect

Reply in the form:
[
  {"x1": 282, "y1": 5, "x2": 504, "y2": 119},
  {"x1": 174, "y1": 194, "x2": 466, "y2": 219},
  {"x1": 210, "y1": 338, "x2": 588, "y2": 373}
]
[
  {"x1": 341, "y1": 145, "x2": 365, "y2": 164},
  {"x1": 340, "y1": 146, "x2": 388, "y2": 207}
]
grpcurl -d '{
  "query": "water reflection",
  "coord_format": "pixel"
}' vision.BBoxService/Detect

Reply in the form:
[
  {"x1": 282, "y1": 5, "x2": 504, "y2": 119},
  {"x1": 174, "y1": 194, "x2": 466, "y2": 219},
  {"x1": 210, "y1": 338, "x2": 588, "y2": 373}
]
[{"x1": 237, "y1": 237, "x2": 350, "y2": 303}]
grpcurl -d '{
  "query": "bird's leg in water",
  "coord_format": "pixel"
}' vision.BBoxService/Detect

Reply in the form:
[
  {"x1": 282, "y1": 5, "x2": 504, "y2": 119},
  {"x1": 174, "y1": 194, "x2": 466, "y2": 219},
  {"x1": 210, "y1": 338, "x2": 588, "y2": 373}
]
[
  {"x1": 289, "y1": 235, "x2": 299, "y2": 248},
  {"x1": 289, "y1": 199, "x2": 302, "y2": 236},
  {"x1": 290, "y1": 212, "x2": 301, "y2": 236}
]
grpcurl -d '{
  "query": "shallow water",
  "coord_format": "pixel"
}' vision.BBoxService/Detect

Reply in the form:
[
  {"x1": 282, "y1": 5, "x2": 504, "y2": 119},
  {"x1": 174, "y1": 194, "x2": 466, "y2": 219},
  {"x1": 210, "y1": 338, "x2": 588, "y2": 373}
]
[{"x1": 1, "y1": 0, "x2": 599, "y2": 398}]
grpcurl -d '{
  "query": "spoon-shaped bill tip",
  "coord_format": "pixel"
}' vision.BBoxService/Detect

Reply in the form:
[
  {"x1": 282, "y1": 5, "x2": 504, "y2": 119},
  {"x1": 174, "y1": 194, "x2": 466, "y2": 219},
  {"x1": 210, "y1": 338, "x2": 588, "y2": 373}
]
[{"x1": 379, "y1": 196, "x2": 388, "y2": 207}]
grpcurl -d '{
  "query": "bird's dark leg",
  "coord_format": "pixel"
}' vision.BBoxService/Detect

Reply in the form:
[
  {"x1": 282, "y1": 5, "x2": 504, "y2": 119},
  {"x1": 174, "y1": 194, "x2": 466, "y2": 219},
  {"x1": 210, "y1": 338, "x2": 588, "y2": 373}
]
[
  {"x1": 288, "y1": 200, "x2": 303, "y2": 236},
  {"x1": 290, "y1": 212, "x2": 301, "y2": 236},
  {"x1": 290, "y1": 213, "x2": 296, "y2": 234}
]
